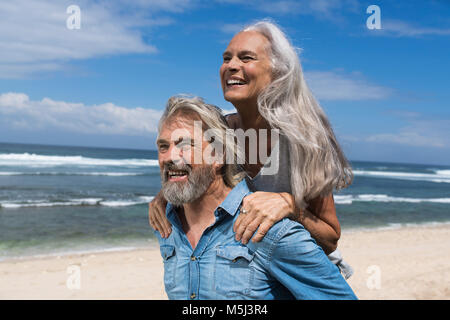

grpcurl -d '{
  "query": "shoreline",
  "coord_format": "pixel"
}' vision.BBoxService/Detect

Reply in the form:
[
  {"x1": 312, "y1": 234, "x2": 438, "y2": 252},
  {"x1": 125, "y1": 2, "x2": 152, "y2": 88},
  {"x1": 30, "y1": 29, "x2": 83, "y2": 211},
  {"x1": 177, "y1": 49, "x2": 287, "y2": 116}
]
[
  {"x1": 341, "y1": 220, "x2": 450, "y2": 234},
  {"x1": 2, "y1": 221, "x2": 450, "y2": 263},
  {"x1": 1, "y1": 224, "x2": 449, "y2": 299},
  {"x1": 0, "y1": 243, "x2": 159, "y2": 264}
]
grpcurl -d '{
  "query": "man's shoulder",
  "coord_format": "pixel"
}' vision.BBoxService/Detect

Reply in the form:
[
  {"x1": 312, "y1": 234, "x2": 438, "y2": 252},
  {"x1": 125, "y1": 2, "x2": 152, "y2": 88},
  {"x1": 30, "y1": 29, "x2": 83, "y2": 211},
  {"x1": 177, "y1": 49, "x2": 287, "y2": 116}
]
[
  {"x1": 249, "y1": 218, "x2": 317, "y2": 252},
  {"x1": 265, "y1": 218, "x2": 308, "y2": 240},
  {"x1": 154, "y1": 229, "x2": 177, "y2": 246}
]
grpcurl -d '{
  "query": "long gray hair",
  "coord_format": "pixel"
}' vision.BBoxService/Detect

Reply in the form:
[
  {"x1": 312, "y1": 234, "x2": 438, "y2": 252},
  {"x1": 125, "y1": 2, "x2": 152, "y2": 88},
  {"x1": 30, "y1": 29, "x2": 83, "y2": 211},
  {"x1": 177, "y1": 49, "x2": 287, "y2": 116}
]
[{"x1": 242, "y1": 20, "x2": 353, "y2": 208}]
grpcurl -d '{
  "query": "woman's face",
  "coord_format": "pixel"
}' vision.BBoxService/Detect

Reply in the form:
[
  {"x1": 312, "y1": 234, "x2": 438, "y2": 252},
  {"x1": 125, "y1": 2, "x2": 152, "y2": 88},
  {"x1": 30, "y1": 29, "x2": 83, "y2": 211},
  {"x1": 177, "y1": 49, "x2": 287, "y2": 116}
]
[{"x1": 220, "y1": 31, "x2": 273, "y2": 107}]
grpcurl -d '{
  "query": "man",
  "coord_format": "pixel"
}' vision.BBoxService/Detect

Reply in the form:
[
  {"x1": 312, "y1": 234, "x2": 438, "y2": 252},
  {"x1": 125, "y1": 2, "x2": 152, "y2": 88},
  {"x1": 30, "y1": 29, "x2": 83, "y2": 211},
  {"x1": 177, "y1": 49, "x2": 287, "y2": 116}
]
[{"x1": 154, "y1": 95, "x2": 357, "y2": 300}]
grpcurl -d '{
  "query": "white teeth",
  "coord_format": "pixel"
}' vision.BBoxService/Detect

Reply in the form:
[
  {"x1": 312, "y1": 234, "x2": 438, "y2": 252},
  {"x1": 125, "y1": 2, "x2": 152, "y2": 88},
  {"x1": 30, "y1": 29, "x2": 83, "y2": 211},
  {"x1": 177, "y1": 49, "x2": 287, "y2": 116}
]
[
  {"x1": 168, "y1": 170, "x2": 187, "y2": 177},
  {"x1": 227, "y1": 79, "x2": 245, "y2": 85}
]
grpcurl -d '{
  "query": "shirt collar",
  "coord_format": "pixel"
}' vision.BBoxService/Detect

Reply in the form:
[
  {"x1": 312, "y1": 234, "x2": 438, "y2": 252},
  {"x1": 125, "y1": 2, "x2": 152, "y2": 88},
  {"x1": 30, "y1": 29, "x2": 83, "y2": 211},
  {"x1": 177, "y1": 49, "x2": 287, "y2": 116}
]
[
  {"x1": 165, "y1": 178, "x2": 251, "y2": 224},
  {"x1": 217, "y1": 179, "x2": 250, "y2": 216}
]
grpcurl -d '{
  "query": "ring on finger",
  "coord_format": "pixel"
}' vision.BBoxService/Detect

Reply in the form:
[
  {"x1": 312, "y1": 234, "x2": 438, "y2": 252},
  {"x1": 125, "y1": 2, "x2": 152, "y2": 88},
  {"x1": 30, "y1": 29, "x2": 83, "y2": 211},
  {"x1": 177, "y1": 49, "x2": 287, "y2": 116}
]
[{"x1": 241, "y1": 208, "x2": 248, "y2": 214}]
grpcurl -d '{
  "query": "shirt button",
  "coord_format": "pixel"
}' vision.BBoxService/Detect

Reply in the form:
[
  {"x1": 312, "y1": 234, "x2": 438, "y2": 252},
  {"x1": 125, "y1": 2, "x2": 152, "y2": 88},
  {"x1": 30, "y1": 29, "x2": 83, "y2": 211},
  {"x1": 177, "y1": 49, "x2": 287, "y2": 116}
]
[
  {"x1": 191, "y1": 256, "x2": 196, "y2": 261},
  {"x1": 190, "y1": 293, "x2": 196, "y2": 299}
]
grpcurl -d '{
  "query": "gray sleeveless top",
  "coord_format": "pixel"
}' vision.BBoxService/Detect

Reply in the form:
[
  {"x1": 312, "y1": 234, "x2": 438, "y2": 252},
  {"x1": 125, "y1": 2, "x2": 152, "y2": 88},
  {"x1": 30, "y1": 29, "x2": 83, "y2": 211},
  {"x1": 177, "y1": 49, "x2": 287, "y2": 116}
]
[{"x1": 246, "y1": 134, "x2": 292, "y2": 194}]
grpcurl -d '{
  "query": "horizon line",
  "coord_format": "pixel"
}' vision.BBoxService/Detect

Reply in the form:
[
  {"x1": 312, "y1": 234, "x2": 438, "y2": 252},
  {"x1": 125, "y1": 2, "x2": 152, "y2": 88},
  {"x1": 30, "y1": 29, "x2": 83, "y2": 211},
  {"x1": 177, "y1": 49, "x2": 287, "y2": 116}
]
[{"x1": 0, "y1": 140, "x2": 449, "y2": 167}]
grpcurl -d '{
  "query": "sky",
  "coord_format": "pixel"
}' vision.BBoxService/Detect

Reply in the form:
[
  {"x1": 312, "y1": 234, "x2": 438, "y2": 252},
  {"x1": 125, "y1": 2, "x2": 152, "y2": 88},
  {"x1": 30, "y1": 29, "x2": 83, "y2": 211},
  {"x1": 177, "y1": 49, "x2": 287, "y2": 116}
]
[{"x1": 0, "y1": 0, "x2": 449, "y2": 165}]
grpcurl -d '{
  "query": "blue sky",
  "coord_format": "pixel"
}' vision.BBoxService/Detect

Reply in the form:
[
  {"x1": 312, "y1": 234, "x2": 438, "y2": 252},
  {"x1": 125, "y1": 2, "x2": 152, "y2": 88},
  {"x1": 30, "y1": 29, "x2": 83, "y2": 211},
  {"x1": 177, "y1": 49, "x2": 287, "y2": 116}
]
[{"x1": 0, "y1": 0, "x2": 449, "y2": 165}]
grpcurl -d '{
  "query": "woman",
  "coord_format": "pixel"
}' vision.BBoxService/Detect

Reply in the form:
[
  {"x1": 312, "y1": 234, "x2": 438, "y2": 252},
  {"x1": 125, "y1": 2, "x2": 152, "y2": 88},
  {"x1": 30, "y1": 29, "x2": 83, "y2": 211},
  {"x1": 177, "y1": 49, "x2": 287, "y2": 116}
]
[{"x1": 149, "y1": 20, "x2": 354, "y2": 278}]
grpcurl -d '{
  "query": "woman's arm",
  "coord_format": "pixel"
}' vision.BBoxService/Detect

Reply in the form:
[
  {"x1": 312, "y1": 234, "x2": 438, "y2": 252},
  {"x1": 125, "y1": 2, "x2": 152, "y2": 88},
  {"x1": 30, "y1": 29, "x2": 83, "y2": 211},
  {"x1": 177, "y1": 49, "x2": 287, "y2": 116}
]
[
  {"x1": 296, "y1": 194, "x2": 341, "y2": 255},
  {"x1": 148, "y1": 190, "x2": 172, "y2": 238},
  {"x1": 234, "y1": 192, "x2": 340, "y2": 255}
]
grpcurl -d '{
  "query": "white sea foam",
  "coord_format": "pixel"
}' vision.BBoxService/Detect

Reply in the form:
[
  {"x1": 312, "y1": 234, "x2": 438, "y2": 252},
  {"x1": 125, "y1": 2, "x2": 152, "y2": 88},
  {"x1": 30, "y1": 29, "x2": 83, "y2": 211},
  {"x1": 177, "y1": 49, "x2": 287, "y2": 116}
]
[
  {"x1": 101, "y1": 196, "x2": 154, "y2": 207},
  {"x1": 0, "y1": 172, "x2": 22, "y2": 175},
  {"x1": 0, "y1": 196, "x2": 154, "y2": 209},
  {"x1": 434, "y1": 170, "x2": 450, "y2": 176},
  {"x1": 431, "y1": 179, "x2": 450, "y2": 183},
  {"x1": 334, "y1": 194, "x2": 450, "y2": 205},
  {"x1": 0, "y1": 153, "x2": 158, "y2": 167},
  {"x1": 81, "y1": 172, "x2": 142, "y2": 176},
  {"x1": 353, "y1": 170, "x2": 450, "y2": 183},
  {"x1": 101, "y1": 201, "x2": 140, "y2": 207},
  {"x1": 0, "y1": 198, "x2": 102, "y2": 208}
]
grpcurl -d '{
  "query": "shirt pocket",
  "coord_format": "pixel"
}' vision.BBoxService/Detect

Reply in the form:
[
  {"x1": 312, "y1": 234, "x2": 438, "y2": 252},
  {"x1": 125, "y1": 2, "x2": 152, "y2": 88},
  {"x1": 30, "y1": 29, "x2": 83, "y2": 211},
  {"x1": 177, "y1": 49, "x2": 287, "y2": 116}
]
[
  {"x1": 213, "y1": 245, "x2": 255, "y2": 298},
  {"x1": 160, "y1": 245, "x2": 177, "y2": 290}
]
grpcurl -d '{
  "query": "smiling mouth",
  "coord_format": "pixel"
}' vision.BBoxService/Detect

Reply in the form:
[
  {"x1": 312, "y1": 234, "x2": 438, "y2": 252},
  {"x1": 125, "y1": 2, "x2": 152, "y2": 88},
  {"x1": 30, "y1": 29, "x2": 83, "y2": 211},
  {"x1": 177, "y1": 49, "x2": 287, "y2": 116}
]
[
  {"x1": 226, "y1": 79, "x2": 247, "y2": 88},
  {"x1": 167, "y1": 169, "x2": 189, "y2": 181}
]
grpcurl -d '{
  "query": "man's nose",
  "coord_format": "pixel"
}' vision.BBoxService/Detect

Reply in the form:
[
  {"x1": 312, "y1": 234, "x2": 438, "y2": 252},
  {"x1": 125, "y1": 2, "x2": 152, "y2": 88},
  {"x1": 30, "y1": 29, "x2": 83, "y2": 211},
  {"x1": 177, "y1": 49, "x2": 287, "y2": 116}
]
[
  {"x1": 168, "y1": 144, "x2": 192, "y2": 165},
  {"x1": 167, "y1": 144, "x2": 183, "y2": 162}
]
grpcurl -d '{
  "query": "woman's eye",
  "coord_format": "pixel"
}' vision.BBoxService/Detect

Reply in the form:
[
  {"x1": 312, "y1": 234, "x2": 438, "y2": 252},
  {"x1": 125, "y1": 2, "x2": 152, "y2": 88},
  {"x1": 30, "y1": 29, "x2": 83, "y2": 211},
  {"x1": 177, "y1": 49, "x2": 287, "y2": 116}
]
[{"x1": 241, "y1": 56, "x2": 254, "y2": 61}]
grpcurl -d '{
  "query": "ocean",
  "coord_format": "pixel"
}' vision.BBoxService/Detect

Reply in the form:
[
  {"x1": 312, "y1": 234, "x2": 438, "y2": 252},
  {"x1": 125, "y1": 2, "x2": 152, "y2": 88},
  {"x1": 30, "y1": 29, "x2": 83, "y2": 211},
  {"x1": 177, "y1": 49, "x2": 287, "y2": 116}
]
[{"x1": 0, "y1": 142, "x2": 449, "y2": 261}]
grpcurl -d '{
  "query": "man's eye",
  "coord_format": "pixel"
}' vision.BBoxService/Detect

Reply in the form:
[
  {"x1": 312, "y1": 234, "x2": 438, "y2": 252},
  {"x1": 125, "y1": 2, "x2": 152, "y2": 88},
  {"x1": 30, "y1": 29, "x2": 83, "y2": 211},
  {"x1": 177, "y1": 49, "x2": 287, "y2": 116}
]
[
  {"x1": 241, "y1": 56, "x2": 254, "y2": 61},
  {"x1": 223, "y1": 56, "x2": 231, "y2": 62},
  {"x1": 158, "y1": 145, "x2": 168, "y2": 152}
]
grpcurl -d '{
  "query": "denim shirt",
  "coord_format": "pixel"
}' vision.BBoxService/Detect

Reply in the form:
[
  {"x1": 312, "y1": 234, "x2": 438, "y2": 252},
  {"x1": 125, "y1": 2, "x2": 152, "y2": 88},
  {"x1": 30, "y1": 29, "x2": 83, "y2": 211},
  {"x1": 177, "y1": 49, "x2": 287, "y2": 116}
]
[{"x1": 154, "y1": 179, "x2": 357, "y2": 300}]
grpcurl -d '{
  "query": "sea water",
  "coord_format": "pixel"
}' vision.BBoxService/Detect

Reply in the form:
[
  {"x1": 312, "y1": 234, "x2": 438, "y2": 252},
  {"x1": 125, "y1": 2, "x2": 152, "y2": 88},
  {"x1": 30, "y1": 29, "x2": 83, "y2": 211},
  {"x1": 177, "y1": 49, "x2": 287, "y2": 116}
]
[{"x1": 0, "y1": 142, "x2": 449, "y2": 260}]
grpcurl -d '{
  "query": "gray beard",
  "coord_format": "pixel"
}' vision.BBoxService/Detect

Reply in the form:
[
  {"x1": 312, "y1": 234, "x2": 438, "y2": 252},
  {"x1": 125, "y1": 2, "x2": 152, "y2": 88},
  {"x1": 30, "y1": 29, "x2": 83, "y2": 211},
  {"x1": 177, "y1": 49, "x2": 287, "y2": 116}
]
[{"x1": 161, "y1": 165, "x2": 215, "y2": 206}]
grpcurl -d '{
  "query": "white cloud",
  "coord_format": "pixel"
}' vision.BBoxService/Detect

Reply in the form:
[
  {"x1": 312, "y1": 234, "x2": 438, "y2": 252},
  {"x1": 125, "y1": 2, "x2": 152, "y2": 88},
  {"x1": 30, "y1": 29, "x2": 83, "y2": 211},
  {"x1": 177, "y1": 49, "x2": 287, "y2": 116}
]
[
  {"x1": 0, "y1": 0, "x2": 192, "y2": 78},
  {"x1": 0, "y1": 92, "x2": 162, "y2": 136},
  {"x1": 220, "y1": 23, "x2": 246, "y2": 34},
  {"x1": 337, "y1": 109, "x2": 450, "y2": 149},
  {"x1": 366, "y1": 131, "x2": 446, "y2": 148},
  {"x1": 364, "y1": 114, "x2": 450, "y2": 148},
  {"x1": 305, "y1": 71, "x2": 392, "y2": 101},
  {"x1": 376, "y1": 19, "x2": 450, "y2": 37},
  {"x1": 216, "y1": 0, "x2": 359, "y2": 18},
  {"x1": 120, "y1": 0, "x2": 194, "y2": 13},
  {"x1": 0, "y1": 62, "x2": 65, "y2": 79}
]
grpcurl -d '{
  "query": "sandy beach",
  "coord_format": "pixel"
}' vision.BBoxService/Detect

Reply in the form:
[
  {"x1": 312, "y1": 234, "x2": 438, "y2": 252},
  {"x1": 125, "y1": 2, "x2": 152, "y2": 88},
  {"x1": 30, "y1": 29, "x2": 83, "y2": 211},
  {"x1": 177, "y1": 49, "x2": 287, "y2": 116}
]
[{"x1": 1, "y1": 224, "x2": 449, "y2": 300}]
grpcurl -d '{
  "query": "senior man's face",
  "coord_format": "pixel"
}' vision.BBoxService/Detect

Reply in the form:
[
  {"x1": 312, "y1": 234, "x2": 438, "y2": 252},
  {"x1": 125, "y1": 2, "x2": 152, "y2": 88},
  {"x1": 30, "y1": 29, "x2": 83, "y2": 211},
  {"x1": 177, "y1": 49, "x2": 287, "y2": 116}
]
[{"x1": 157, "y1": 116, "x2": 216, "y2": 206}]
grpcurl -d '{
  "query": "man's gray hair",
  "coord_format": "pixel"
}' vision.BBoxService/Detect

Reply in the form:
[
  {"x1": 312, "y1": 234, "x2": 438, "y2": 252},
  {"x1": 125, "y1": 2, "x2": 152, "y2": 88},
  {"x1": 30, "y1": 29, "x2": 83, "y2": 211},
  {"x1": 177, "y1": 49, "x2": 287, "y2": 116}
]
[{"x1": 158, "y1": 95, "x2": 245, "y2": 188}]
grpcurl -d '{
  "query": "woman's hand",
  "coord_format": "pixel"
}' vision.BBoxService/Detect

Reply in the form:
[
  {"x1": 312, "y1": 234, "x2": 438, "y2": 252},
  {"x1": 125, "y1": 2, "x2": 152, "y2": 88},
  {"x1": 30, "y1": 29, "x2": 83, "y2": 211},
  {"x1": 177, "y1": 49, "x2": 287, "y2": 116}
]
[
  {"x1": 148, "y1": 191, "x2": 172, "y2": 238},
  {"x1": 234, "y1": 191, "x2": 295, "y2": 244}
]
